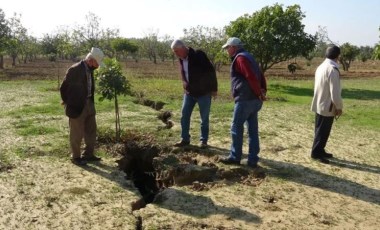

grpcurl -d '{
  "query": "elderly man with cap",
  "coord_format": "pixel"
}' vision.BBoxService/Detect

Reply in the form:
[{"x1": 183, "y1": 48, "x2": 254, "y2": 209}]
[
  {"x1": 171, "y1": 39, "x2": 218, "y2": 148},
  {"x1": 60, "y1": 47, "x2": 104, "y2": 165},
  {"x1": 311, "y1": 45, "x2": 343, "y2": 164},
  {"x1": 219, "y1": 37, "x2": 267, "y2": 168}
]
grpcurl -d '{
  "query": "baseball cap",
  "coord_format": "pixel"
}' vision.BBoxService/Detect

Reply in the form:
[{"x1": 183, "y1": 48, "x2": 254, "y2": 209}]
[{"x1": 222, "y1": 37, "x2": 244, "y2": 49}]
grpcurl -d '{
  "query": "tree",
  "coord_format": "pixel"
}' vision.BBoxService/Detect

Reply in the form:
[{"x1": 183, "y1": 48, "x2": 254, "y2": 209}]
[
  {"x1": 225, "y1": 4, "x2": 316, "y2": 73},
  {"x1": 96, "y1": 58, "x2": 132, "y2": 141},
  {"x1": 182, "y1": 26, "x2": 226, "y2": 71},
  {"x1": 339, "y1": 42, "x2": 360, "y2": 71},
  {"x1": 72, "y1": 12, "x2": 119, "y2": 55},
  {"x1": 7, "y1": 13, "x2": 28, "y2": 66},
  {"x1": 0, "y1": 9, "x2": 10, "y2": 69},
  {"x1": 140, "y1": 30, "x2": 159, "y2": 64},
  {"x1": 311, "y1": 26, "x2": 333, "y2": 58},
  {"x1": 156, "y1": 34, "x2": 173, "y2": 62},
  {"x1": 373, "y1": 27, "x2": 380, "y2": 60},
  {"x1": 111, "y1": 37, "x2": 138, "y2": 60},
  {"x1": 358, "y1": 46, "x2": 374, "y2": 62}
]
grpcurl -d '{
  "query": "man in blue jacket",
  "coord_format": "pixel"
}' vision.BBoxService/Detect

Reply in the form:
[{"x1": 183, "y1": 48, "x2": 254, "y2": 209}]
[
  {"x1": 220, "y1": 37, "x2": 267, "y2": 168},
  {"x1": 171, "y1": 40, "x2": 218, "y2": 148}
]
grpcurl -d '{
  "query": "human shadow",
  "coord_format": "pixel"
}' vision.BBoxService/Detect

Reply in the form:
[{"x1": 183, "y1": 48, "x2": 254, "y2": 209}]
[
  {"x1": 329, "y1": 158, "x2": 380, "y2": 174},
  {"x1": 81, "y1": 161, "x2": 132, "y2": 189},
  {"x1": 260, "y1": 158, "x2": 380, "y2": 205},
  {"x1": 270, "y1": 84, "x2": 380, "y2": 100},
  {"x1": 172, "y1": 143, "x2": 229, "y2": 156},
  {"x1": 154, "y1": 187, "x2": 261, "y2": 224}
]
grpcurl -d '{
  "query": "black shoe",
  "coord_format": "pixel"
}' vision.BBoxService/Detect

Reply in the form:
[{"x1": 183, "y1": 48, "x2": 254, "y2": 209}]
[
  {"x1": 321, "y1": 152, "x2": 333, "y2": 158},
  {"x1": 219, "y1": 157, "x2": 240, "y2": 165},
  {"x1": 174, "y1": 140, "x2": 190, "y2": 147},
  {"x1": 311, "y1": 154, "x2": 330, "y2": 164},
  {"x1": 247, "y1": 162, "x2": 258, "y2": 168},
  {"x1": 71, "y1": 158, "x2": 87, "y2": 166},
  {"x1": 82, "y1": 155, "x2": 101, "y2": 161}
]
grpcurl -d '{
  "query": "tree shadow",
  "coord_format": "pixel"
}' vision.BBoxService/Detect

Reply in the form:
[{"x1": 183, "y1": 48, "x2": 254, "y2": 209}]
[
  {"x1": 154, "y1": 187, "x2": 261, "y2": 224},
  {"x1": 329, "y1": 158, "x2": 380, "y2": 174},
  {"x1": 261, "y1": 158, "x2": 380, "y2": 205},
  {"x1": 270, "y1": 84, "x2": 380, "y2": 100}
]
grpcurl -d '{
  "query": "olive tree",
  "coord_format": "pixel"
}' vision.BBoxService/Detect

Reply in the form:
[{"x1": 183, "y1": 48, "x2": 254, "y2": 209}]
[
  {"x1": 339, "y1": 42, "x2": 360, "y2": 71},
  {"x1": 182, "y1": 25, "x2": 226, "y2": 70},
  {"x1": 111, "y1": 37, "x2": 138, "y2": 60},
  {"x1": 225, "y1": 3, "x2": 316, "y2": 73},
  {"x1": 96, "y1": 58, "x2": 132, "y2": 140},
  {"x1": 0, "y1": 9, "x2": 10, "y2": 69}
]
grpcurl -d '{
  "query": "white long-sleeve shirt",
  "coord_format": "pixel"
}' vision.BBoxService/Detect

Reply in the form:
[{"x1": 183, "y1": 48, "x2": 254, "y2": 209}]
[{"x1": 311, "y1": 58, "x2": 343, "y2": 117}]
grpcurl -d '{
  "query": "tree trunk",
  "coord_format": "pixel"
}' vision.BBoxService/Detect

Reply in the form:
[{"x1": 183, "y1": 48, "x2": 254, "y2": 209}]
[
  {"x1": 0, "y1": 55, "x2": 3, "y2": 69},
  {"x1": 114, "y1": 93, "x2": 121, "y2": 141},
  {"x1": 12, "y1": 55, "x2": 16, "y2": 66}
]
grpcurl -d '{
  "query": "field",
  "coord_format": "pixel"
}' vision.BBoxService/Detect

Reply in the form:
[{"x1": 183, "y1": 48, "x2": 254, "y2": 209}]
[{"x1": 0, "y1": 57, "x2": 379, "y2": 230}]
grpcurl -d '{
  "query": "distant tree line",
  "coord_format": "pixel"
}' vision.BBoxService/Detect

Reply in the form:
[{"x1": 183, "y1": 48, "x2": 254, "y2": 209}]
[{"x1": 1, "y1": 4, "x2": 380, "y2": 72}]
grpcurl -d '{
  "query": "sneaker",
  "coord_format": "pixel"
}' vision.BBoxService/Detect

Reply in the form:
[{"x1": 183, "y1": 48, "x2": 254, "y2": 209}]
[
  {"x1": 200, "y1": 142, "x2": 208, "y2": 149},
  {"x1": 82, "y1": 155, "x2": 102, "y2": 161},
  {"x1": 174, "y1": 140, "x2": 190, "y2": 147},
  {"x1": 71, "y1": 158, "x2": 87, "y2": 166},
  {"x1": 219, "y1": 157, "x2": 240, "y2": 165}
]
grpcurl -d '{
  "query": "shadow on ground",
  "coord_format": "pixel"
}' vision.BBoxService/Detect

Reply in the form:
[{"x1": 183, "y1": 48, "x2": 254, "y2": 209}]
[{"x1": 261, "y1": 158, "x2": 380, "y2": 205}]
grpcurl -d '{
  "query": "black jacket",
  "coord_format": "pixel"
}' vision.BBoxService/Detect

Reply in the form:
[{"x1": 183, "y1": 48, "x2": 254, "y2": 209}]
[{"x1": 178, "y1": 47, "x2": 217, "y2": 97}]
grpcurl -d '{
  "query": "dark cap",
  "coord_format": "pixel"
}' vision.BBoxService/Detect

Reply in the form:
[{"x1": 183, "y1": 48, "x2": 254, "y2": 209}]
[{"x1": 325, "y1": 45, "x2": 341, "y2": 59}]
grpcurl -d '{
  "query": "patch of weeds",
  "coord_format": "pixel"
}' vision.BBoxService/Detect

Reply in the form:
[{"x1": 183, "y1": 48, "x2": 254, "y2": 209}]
[
  {"x1": 64, "y1": 187, "x2": 90, "y2": 195},
  {"x1": 0, "y1": 154, "x2": 14, "y2": 172},
  {"x1": 18, "y1": 125, "x2": 59, "y2": 136},
  {"x1": 15, "y1": 146, "x2": 47, "y2": 158},
  {"x1": 110, "y1": 186, "x2": 124, "y2": 194}
]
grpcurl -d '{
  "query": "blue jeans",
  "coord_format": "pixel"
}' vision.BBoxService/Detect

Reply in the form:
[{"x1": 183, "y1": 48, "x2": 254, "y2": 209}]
[
  {"x1": 180, "y1": 94, "x2": 212, "y2": 143},
  {"x1": 229, "y1": 99, "x2": 263, "y2": 165}
]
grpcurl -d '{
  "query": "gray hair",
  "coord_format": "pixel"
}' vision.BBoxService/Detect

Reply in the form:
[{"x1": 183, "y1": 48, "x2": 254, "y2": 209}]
[{"x1": 171, "y1": 39, "x2": 186, "y2": 49}]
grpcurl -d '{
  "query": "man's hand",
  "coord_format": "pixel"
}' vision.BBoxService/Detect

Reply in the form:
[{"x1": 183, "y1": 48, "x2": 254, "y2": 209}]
[{"x1": 335, "y1": 109, "x2": 342, "y2": 120}]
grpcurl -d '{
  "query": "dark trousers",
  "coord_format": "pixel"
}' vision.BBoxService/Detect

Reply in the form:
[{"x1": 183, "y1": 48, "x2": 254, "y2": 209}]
[{"x1": 311, "y1": 114, "x2": 334, "y2": 155}]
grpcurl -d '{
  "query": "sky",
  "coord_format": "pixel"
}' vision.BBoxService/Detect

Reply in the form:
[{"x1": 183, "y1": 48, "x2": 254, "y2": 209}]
[{"x1": 1, "y1": 0, "x2": 379, "y2": 47}]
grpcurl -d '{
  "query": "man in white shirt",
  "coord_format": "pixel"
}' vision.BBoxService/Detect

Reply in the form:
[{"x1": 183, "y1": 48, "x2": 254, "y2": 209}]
[{"x1": 311, "y1": 45, "x2": 343, "y2": 163}]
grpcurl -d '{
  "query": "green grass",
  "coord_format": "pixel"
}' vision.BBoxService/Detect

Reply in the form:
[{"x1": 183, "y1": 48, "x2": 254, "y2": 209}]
[
  {"x1": 0, "y1": 76, "x2": 378, "y2": 162},
  {"x1": 265, "y1": 78, "x2": 380, "y2": 131}
]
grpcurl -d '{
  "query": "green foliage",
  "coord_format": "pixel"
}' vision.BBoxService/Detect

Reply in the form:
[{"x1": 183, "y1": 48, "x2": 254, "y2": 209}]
[
  {"x1": 111, "y1": 37, "x2": 138, "y2": 60},
  {"x1": 358, "y1": 46, "x2": 374, "y2": 62},
  {"x1": 373, "y1": 44, "x2": 380, "y2": 60},
  {"x1": 182, "y1": 26, "x2": 227, "y2": 70},
  {"x1": 96, "y1": 58, "x2": 132, "y2": 140},
  {"x1": 96, "y1": 58, "x2": 132, "y2": 100},
  {"x1": 0, "y1": 9, "x2": 10, "y2": 55},
  {"x1": 225, "y1": 4, "x2": 316, "y2": 73},
  {"x1": 339, "y1": 42, "x2": 360, "y2": 71}
]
